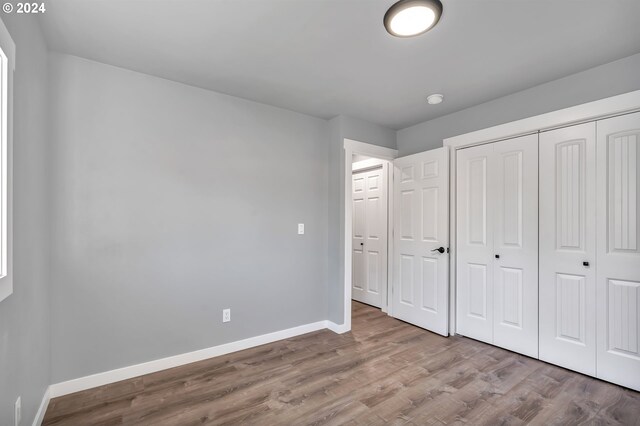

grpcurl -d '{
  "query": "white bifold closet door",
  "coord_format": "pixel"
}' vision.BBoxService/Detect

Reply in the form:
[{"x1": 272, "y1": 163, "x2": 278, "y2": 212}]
[
  {"x1": 595, "y1": 112, "x2": 640, "y2": 391},
  {"x1": 352, "y1": 163, "x2": 388, "y2": 308},
  {"x1": 539, "y1": 122, "x2": 597, "y2": 376},
  {"x1": 539, "y1": 113, "x2": 640, "y2": 391},
  {"x1": 392, "y1": 147, "x2": 449, "y2": 336},
  {"x1": 456, "y1": 134, "x2": 539, "y2": 358}
]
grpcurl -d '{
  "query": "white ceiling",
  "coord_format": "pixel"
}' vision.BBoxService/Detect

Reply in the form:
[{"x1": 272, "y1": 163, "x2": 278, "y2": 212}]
[{"x1": 38, "y1": 0, "x2": 640, "y2": 130}]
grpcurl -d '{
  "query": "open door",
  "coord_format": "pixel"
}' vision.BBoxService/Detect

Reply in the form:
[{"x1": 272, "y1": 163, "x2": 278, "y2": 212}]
[{"x1": 392, "y1": 147, "x2": 449, "y2": 336}]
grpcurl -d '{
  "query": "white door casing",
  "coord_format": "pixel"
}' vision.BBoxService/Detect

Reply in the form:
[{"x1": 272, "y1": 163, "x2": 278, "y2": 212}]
[
  {"x1": 596, "y1": 112, "x2": 640, "y2": 391},
  {"x1": 392, "y1": 147, "x2": 449, "y2": 336},
  {"x1": 352, "y1": 163, "x2": 388, "y2": 308},
  {"x1": 539, "y1": 122, "x2": 597, "y2": 375},
  {"x1": 456, "y1": 134, "x2": 538, "y2": 357}
]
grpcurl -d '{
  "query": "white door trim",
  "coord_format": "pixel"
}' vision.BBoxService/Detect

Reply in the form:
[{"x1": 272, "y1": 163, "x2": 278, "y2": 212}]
[
  {"x1": 353, "y1": 158, "x2": 385, "y2": 173},
  {"x1": 343, "y1": 139, "x2": 398, "y2": 330},
  {"x1": 444, "y1": 89, "x2": 640, "y2": 336}
]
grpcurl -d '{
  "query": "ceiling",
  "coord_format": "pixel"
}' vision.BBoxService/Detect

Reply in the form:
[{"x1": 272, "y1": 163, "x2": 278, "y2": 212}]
[{"x1": 38, "y1": 0, "x2": 640, "y2": 130}]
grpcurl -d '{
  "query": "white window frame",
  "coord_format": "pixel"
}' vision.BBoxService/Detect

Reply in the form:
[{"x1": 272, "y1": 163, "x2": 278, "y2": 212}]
[{"x1": 0, "y1": 16, "x2": 15, "y2": 303}]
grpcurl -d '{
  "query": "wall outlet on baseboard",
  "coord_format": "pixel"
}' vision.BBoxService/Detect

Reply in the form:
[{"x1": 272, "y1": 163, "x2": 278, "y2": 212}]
[
  {"x1": 14, "y1": 396, "x2": 21, "y2": 426},
  {"x1": 223, "y1": 308, "x2": 231, "y2": 323}
]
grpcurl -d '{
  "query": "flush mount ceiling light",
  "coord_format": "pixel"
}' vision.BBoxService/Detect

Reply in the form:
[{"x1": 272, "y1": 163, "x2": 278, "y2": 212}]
[
  {"x1": 427, "y1": 93, "x2": 444, "y2": 104},
  {"x1": 384, "y1": 0, "x2": 443, "y2": 37}
]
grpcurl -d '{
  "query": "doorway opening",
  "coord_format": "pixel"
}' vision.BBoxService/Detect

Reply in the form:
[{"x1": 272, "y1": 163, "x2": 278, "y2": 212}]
[
  {"x1": 343, "y1": 139, "x2": 450, "y2": 336},
  {"x1": 351, "y1": 154, "x2": 392, "y2": 313},
  {"x1": 343, "y1": 139, "x2": 451, "y2": 336},
  {"x1": 342, "y1": 139, "x2": 398, "y2": 332}
]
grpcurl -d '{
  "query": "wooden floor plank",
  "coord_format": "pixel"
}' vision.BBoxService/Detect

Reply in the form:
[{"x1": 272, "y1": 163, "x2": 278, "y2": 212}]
[{"x1": 43, "y1": 302, "x2": 640, "y2": 425}]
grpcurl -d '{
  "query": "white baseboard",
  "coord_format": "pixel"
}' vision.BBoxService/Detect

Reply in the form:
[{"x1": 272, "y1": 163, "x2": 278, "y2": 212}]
[
  {"x1": 326, "y1": 321, "x2": 350, "y2": 334},
  {"x1": 33, "y1": 386, "x2": 50, "y2": 426},
  {"x1": 49, "y1": 320, "x2": 334, "y2": 398}
]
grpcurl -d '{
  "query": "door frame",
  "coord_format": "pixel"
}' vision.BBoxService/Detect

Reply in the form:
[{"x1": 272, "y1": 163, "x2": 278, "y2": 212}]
[
  {"x1": 343, "y1": 139, "x2": 398, "y2": 330},
  {"x1": 444, "y1": 89, "x2": 640, "y2": 336}
]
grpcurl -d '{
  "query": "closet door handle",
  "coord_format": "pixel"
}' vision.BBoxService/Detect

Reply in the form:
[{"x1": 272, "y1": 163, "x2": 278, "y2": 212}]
[
  {"x1": 583, "y1": 261, "x2": 589, "y2": 267},
  {"x1": 431, "y1": 247, "x2": 445, "y2": 254},
  {"x1": 495, "y1": 254, "x2": 500, "y2": 259}
]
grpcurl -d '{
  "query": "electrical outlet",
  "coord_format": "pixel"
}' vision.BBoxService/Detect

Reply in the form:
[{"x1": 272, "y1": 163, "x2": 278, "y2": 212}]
[
  {"x1": 223, "y1": 308, "x2": 231, "y2": 323},
  {"x1": 298, "y1": 223, "x2": 304, "y2": 234},
  {"x1": 14, "y1": 396, "x2": 21, "y2": 426}
]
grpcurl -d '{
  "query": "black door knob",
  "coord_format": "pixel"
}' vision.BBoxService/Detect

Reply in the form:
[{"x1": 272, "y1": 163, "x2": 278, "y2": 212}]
[
  {"x1": 431, "y1": 247, "x2": 445, "y2": 254},
  {"x1": 495, "y1": 254, "x2": 500, "y2": 259},
  {"x1": 583, "y1": 261, "x2": 589, "y2": 267},
  {"x1": 360, "y1": 242, "x2": 364, "y2": 246}
]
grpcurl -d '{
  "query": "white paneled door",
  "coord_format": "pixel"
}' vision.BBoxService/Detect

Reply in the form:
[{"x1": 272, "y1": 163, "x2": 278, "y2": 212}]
[
  {"x1": 352, "y1": 163, "x2": 388, "y2": 308},
  {"x1": 492, "y1": 137, "x2": 539, "y2": 357},
  {"x1": 596, "y1": 112, "x2": 640, "y2": 391},
  {"x1": 539, "y1": 122, "x2": 597, "y2": 375},
  {"x1": 456, "y1": 134, "x2": 538, "y2": 358},
  {"x1": 448, "y1": 97, "x2": 640, "y2": 391},
  {"x1": 455, "y1": 142, "x2": 494, "y2": 343},
  {"x1": 393, "y1": 147, "x2": 449, "y2": 336}
]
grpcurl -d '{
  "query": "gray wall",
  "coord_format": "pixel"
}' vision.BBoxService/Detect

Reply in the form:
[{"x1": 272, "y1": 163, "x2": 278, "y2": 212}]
[
  {"x1": 397, "y1": 53, "x2": 640, "y2": 155},
  {"x1": 0, "y1": 15, "x2": 51, "y2": 425},
  {"x1": 327, "y1": 115, "x2": 396, "y2": 324},
  {"x1": 338, "y1": 116, "x2": 396, "y2": 150},
  {"x1": 6, "y1": 18, "x2": 638, "y2": 416},
  {"x1": 49, "y1": 53, "x2": 329, "y2": 383}
]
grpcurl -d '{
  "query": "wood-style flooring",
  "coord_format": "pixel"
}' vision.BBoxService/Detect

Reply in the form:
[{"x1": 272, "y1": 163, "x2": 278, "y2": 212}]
[{"x1": 43, "y1": 302, "x2": 640, "y2": 425}]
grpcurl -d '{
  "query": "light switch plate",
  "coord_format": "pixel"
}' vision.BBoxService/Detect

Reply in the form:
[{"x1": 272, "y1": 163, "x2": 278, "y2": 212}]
[
  {"x1": 222, "y1": 308, "x2": 230, "y2": 323},
  {"x1": 298, "y1": 223, "x2": 304, "y2": 234}
]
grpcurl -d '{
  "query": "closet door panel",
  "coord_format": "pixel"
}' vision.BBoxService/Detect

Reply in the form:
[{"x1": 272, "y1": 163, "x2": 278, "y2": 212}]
[
  {"x1": 456, "y1": 143, "x2": 494, "y2": 343},
  {"x1": 539, "y1": 122, "x2": 597, "y2": 375},
  {"x1": 596, "y1": 112, "x2": 640, "y2": 391},
  {"x1": 492, "y1": 135, "x2": 539, "y2": 358}
]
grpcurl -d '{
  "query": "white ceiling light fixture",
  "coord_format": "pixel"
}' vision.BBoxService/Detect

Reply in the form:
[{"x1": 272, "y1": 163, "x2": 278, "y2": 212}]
[
  {"x1": 384, "y1": 0, "x2": 443, "y2": 37},
  {"x1": 427, "y1": 94, "x2": 444, "y2": 105}
]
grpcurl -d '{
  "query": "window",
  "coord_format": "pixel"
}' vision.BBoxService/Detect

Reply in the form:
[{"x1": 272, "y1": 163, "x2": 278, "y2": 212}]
[{"x1": 0, "y1": 17, "x2": 14, "y2": 303}]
